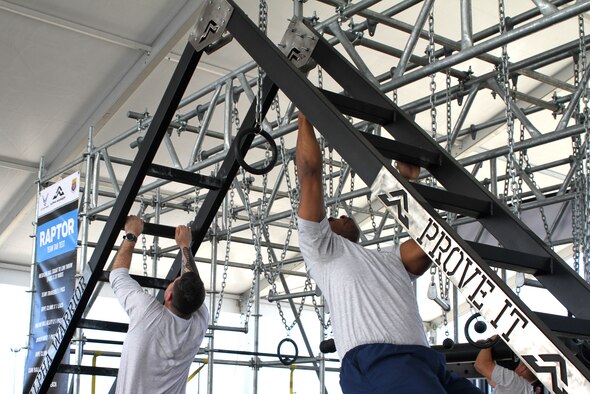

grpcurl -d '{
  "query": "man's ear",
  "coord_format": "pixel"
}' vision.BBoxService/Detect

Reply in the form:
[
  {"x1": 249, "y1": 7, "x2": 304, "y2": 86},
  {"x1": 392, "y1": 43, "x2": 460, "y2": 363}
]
[{"x1": 164, "y1": 290, "x2": 173, "y2": 304}]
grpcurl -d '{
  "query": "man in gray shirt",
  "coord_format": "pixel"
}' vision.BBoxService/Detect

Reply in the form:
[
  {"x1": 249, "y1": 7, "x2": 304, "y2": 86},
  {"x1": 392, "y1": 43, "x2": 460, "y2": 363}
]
[
  {"x1": 475, "y1": 337, "x2": 541, "y2": 393},
  {"x1": 110, "y1": 215, "x2": 209, "y2": 393},
  {"x1": 297, "y1": 113, "x2": 482, "y2": 393}
]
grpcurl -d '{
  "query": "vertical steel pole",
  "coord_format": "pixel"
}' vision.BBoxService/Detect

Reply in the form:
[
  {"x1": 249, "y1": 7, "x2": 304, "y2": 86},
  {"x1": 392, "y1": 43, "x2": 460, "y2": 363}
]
[
  {"x1": 252, "y1": 264, "x2": 261, "y2": 394},
  {"x1": 207, "y1": 221, "x2": 218, "y2": 394},
  {"x1": 460, "y1": 0, "x2": 473, "y2": 49},
  {"x1": 74, "y1": 126, "x2": 95, "y2": 393},
  {"x1": 152, "y1": 188, "x2": 161, "y2": 296}
]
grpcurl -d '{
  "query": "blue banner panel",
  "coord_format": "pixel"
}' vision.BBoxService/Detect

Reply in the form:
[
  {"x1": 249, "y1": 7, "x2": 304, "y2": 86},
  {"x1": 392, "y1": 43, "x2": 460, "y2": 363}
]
[
  {"x1": 23, "y1": 250, "x2": 76, "y2": 393},
  {"x1": 36, "y1": 209, "x2": 79, "y2": 263}
]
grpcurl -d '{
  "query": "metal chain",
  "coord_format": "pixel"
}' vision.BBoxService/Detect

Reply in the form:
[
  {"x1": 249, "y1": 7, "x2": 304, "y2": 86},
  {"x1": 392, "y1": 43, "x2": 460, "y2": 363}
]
[
  {"x1": 499, "y1": 0, "x2": 520, "y2": 217},
  {"x1": 328, "y1": 147, "x2": 336, "y2": 217},
  {"x1": 428, "y1": 8, "x2": 437, "y2": 141},
  {"x1": 232, "y1": 91, "x2": 241, "y2": 130},
  {"x1": 579, "y1": 15, "x2": 590, "y2": 283},
  {"x1": 318, "y1": 66, "x2": 324, "y2": 89},
  {"x1": 272, "y1": 95, "x2": 282, "y2": 125},
  {"x1": 255, "y1": 0, "x2": 268, "y2": 127},
  {"x1": 348, "y1": 170, "x2": 356, "y2": 216},
  {"x1": 214, "y1": 188, "x2": 234, "y2": 324},
  {"x1": 239, "y1": 169, "x2": 263, "y2": 331},
  {"x1": 367, "y1": 196, "x2": 381, "y2": 251},
  {"x1": 446, "y1": 69, "x2": 452, "y2": 152},
  {"x1": 519, "y1": 122, "x2": 553, "y2": 247}
]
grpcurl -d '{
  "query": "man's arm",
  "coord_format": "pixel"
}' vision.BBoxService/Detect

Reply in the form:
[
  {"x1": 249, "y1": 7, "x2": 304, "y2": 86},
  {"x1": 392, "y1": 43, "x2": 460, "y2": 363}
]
[
  {"x1": 112, "y1": 215, "x2": 143, "y2": 270},
  {"x1": 395, "y1": 161, "x2": 432, "y2": 275},
  {"x1": 176, "y1": 225, "x2": 200, "y2": 276},
  {"x1": 297, "y1": 113, "x2": 325, "y2": 222},
  {"x1": 474, "y1": 345, "x2": 497, "y2": 384}
]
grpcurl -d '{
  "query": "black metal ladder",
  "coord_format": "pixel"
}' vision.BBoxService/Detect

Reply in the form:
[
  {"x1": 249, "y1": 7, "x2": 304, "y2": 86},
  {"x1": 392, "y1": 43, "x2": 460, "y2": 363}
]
[
  {"x1": 201, "y1": 1, "x2": 589, "y2": 393},
  {"x1": 30, "y1": 31, "x2": 280, "y2": 393}
]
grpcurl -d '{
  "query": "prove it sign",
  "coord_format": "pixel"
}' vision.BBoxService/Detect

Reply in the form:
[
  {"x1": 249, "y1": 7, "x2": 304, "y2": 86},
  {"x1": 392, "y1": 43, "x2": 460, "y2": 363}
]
[{"x1": 24, "y1": 172, "x2": 80, "y2": 393}]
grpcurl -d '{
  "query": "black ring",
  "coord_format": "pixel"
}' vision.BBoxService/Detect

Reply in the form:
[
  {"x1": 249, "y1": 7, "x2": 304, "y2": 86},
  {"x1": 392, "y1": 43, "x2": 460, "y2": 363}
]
[
  {"x1": 464, "y1": 313, "x2": 500, "y2": 349},
  {"x1": 277, "y1": 338, "x2": 298, "y2": 366},
  {"x1": 233, "y1": 127, "x2": 278, "y2": 175}
]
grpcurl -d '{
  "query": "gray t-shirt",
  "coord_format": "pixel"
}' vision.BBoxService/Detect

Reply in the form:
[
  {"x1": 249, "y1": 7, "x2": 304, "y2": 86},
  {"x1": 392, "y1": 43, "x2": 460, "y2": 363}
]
[
  {"x1": 110, "y1": 268, "x2": 209, "y2": 394},
  {"x1": 297, "y1": 217, "x2": 429, "y2": 360},
  {"x1": 492, "y1": 365, "x2": 534, "y2": 394}
]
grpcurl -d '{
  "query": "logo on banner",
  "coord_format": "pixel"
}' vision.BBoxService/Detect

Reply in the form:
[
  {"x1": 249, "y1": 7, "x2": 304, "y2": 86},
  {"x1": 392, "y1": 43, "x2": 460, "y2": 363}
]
[
  {"x1": 377, "y1": 190, "x2": 410, "y2": 228},
  {"x1": 522, "y1": 354, "x2": 568, "y2": 393},
  {"x1": 38, "y1": 172, "x2": 80, "y2": 218}
]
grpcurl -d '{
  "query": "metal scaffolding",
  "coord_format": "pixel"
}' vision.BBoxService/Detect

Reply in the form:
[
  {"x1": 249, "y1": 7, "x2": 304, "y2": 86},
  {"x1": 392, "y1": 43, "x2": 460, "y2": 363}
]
[{"x1": 28, "y1": 1, "x2": 590, "y2": 393}]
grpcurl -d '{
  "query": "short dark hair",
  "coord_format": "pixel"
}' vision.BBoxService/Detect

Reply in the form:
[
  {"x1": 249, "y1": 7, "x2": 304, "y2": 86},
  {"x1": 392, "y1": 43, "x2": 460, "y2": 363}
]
[{"x1": 172, "y1": 272, "x2": 205, "y2": 316}]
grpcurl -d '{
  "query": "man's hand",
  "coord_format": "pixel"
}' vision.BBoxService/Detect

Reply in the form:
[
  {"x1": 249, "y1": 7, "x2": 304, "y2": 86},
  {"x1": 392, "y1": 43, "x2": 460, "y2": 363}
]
[
  {"x1": 175, "y1": 225, "x2": 192, "y2": 249},
  {"x1": 395, "y1": 161, "x2": 420, "y2": 180},
  {"x1": 125, "y1": 215, "x2": 144, "y2": 236}
]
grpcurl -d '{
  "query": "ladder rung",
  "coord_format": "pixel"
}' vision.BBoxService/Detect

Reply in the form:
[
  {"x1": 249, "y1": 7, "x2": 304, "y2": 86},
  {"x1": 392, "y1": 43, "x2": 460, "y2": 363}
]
[
  {"x1": 100, "y1": 270, "x2": 172, "y2": 290},
  {"x1": 79, "y1": 318, "x2": 128, "y2": 333},
  {"x1": 147, "y1": 164, "x2": 222, "y2": 189},
  {"x1": 142, "y1": 222, "x2": 177, "y2": 239},
  {"x1": 434, "y1": 342, "x2": 513, "y2": 363},
  {"x1": 466, "y1": 241, "x2": 552, "y2": 275},
  {"x1": 319, "y1": 88, "x2": 396, "y2": 124},
  {"x1": 413, "y1": 183, "x2": 492, "y2": 218},
  {"x1": 361, "y1": 133, "x2": 441, "y2": 169},
  {"x1": 537, "y1": 312, "x2": 590, "y2": 339},
  {"x1": 57, "y1": 364, "x2": 119, "y2": 377}
]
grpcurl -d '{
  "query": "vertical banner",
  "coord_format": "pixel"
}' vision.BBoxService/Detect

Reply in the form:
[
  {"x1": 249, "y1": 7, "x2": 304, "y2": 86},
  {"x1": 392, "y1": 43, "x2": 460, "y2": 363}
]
[{"x1": 24, "y1": 172, "x2": 80, "y2": 393}]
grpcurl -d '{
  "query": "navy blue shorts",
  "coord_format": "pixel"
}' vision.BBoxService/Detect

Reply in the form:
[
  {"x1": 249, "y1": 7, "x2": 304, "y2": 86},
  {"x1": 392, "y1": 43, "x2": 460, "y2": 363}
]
[{"x1": 340, "y1": 343, "x2": 483, "y2": 394}]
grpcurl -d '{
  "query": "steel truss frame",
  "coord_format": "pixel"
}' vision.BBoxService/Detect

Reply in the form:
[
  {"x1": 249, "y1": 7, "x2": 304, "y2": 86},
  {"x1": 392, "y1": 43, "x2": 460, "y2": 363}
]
[{"x1": 29, "y1": 0, "x2": 590, "y2": 393}]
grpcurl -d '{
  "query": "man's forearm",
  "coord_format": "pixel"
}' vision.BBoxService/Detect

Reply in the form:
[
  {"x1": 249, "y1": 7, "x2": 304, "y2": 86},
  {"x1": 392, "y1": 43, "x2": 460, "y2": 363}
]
[
  {"x1": 181, "y1": 246, "x2": 199, "y2": 276},
  {"x1": 112, "y1": 241, "x2": 135, "y2": 270}
]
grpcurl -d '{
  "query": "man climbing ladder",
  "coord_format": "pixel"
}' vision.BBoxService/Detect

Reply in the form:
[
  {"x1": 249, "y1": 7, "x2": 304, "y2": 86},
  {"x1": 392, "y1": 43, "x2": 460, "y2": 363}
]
[{"x1": 296, "y1": 112, "x2": 482, "y2": 393}]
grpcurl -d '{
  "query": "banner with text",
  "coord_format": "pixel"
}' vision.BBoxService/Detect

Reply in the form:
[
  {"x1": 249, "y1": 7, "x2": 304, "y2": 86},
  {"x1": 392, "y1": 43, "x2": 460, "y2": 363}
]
[{"x1": 24, "y1": 172, "x2": 80, "y2": 393}]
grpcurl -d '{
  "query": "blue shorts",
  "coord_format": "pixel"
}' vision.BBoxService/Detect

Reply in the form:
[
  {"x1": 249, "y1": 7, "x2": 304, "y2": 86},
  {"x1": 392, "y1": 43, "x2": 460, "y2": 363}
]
[{"x1": 340, "y1": 343, "x2": 482, "y2": 394}]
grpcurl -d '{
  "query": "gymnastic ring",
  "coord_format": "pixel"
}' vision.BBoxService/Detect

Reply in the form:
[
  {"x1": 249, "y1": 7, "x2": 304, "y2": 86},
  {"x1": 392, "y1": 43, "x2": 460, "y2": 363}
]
[
  {"x1": 277, "y1": 338, "x2": 299, "y2": 366},
  {"x1": 233, "y1": 126, "x2": 277, "y2": 175},
  {"x1": 464, "y1": 313, "x2": 500, "y2": 349}
]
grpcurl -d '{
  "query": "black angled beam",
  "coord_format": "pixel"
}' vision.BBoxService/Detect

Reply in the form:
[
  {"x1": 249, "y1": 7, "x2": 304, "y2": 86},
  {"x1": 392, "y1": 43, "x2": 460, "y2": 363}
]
[{"x1": 31, "y1": 42, "x2": 203, "y2": 394}]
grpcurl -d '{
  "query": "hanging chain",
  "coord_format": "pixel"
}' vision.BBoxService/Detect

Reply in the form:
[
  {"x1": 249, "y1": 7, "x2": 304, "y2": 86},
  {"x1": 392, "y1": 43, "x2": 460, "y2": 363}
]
[
  {"x1": 446, "y1": 69, "x2": 452, "y2": 152},
  {"x1": 240, "y1": 169, "x2": 262, "y2": 331},
  {"x1": 349, "y1": 170, "x2": 355, "y2": 212},
  {"x1": 367, "y1": 196, "x2": 381, "y2": 251},
  {"x1": 428, "y1": 8, "x2": 437, "y2": 141},
  {"x1": 518, "y1": 122, "x2": 553, "y2": 247},
  {"x1": 214, "y1": 188, "x2": 234, "y2": 324},
  {"x1": 579, "y1": 15, "x2": 590, "y2": 283},
  {"x1": 255, "y1": 0, "x2": 268, "y2": 127},
  {"x1": 318, "y1": 66, "x2": 324, "y2": 89},
  {"x1": 328, "y1": 147, "x2": 336, "y2": 217},
  {"x1": 499, "y1": 0, "x2": 520, "y2": 217}
]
